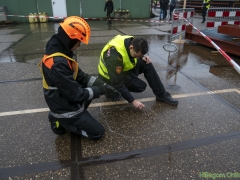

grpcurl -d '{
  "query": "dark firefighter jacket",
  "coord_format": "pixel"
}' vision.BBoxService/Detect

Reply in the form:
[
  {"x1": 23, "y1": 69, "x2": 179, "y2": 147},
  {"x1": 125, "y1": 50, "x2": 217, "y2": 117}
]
[
  {"x1": 104, "y1": 0, "x2": 114, "y2": 14},
  {"x1": 39, "y1": 32, "x2": 103, "y2": 123}
]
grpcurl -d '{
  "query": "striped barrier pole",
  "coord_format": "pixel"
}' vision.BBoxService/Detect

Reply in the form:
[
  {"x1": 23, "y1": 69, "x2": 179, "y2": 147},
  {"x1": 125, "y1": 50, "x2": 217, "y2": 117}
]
[{"x1": 174, "y1": 13, "x2": 240, "y2": 74}]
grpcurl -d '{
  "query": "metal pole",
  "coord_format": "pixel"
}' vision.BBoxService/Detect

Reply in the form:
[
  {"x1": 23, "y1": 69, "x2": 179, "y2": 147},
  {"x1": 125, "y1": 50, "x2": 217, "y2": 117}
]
[
  {"x1": 150, "y1": 0, "x2": 153, "y2": 17},
  {"x1": 178, "y1": 0, "x2": 186, "y2": 41},
  {"x1": 36, "y1": 0, "x2": 39, "y2": 13},
  {"x1": 79, "y1": 0, "x2": 82, "y2": 16},
  {"x1": 174, "y1": 0, "x2": 186, "y2": 44}
]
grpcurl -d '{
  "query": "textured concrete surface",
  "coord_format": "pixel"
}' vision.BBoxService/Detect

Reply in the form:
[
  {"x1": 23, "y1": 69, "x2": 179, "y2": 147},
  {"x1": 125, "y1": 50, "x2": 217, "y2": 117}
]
[
  {"x1": 0, "y1": 11, "x2": 240, "y2": 180},
  {"x1": 83, "y1": 139, "x2": 240, "y2": 180}
]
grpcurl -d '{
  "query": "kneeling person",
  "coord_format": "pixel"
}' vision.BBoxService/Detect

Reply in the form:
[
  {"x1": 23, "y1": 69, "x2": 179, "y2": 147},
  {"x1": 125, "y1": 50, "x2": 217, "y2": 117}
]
[
  {"x1": 98, "y1": 35, "x2": 178, "y2": 110},
  {"x1": 39, "y1": 16, "x2": 121, "y2": 139}
]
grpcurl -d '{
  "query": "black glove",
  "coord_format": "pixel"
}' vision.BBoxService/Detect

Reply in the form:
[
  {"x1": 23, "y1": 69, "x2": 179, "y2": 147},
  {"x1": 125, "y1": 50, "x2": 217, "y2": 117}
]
[
  {"x1": 97, "y1": 84, "x2": 107, "y2": 95},
  {"x1": 104, "y1": 83, "x2": 122, "y2": 102},
  {"x1": 93, "y1": 79, "x2": 122, "y2": 101},
  {"x1": 91, "y1": 86, "x2": 101, "y2": 99}
]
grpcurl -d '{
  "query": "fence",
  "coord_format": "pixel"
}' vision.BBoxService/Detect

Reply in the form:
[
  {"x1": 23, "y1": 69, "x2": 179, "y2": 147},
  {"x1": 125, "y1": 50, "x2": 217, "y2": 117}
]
[
  {"x1": 205, "y1": 8, "x2": 240, "y2": 29},
  {"x1": 170, "y1": 8, "x2": 195, "y2": 42}
]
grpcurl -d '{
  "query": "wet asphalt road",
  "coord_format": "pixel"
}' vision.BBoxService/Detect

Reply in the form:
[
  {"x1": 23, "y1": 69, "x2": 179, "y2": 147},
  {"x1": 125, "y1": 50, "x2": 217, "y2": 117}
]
[{"x1": 0, "y1": 13, "x2": 240, "y2": 180}]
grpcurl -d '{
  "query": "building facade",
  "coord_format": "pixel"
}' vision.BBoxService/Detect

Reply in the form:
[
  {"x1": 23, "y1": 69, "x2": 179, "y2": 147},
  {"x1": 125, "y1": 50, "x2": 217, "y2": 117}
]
[{"x1": 0, "y1": 0, "x2": 151, "y2": 22}]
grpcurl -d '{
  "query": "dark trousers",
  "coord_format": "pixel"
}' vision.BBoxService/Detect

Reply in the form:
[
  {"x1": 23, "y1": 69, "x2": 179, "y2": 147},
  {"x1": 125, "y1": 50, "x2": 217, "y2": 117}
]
[
  {"x1": 107, "y1": 13, "x2": 111, "y2": 20},
  {"x1": 160, "y1": 9, "x2": 167, "y2": 20},
  {"x1": 61, "y1": 110, "x2": 105, "y2": 140},
  {"x1": 169, "y1": 5, "x2": 175, "y2": 19},
  {"x1": 49, "y1": 102, "x2": 105, "y2": 140},
  {"x1": 202, "y1": 7, "x2": 207, "y2": 22},
  {"x1": 125, "y1": 59, "x2": 166, "y2": 96}
]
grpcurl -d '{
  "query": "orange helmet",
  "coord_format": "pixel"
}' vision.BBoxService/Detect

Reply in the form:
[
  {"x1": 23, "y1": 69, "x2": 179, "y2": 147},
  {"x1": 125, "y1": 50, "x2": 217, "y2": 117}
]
[{"x1": 60, "y1": 16, "x2": 91, "y2": 44}]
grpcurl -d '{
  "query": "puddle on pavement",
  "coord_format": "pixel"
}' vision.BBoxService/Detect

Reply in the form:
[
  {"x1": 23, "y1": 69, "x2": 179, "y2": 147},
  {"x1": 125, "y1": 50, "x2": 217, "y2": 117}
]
[{"x1": 0, "y1": 22, "x2": 239, "y2": 83}]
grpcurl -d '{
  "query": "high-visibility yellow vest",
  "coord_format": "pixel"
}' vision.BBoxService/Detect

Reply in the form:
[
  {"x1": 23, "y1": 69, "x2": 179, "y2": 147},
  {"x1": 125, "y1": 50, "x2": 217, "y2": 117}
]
[
  {"x1": 98, "y1": 35, "x2": 137, "y2": 79},
  {"x1": 38, "y1": 52, "x2": 78, "y2": 89},
  {"x1": 203, "y1": 0, "x2": 210, "y2": 9}
]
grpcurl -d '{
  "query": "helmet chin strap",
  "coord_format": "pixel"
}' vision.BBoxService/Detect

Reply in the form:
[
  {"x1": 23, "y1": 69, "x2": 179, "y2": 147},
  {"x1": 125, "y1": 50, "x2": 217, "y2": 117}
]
[
  {"x1": 71, "y1": 41, "x2": 81, "y2": 51},
  {"x1": 69, "y1": 39, "x2": 79, "y2": 49}
]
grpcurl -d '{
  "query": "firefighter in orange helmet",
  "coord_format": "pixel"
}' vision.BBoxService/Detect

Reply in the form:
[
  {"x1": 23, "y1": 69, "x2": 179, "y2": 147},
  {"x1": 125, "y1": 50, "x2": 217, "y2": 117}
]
[{"x1": 39, "y1": 16, "x2": 121, "y2": 139}]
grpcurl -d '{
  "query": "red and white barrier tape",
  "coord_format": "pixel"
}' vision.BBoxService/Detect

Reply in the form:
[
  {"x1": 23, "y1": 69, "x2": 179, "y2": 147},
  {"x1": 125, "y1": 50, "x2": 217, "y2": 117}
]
[
  {"x1": 0, "y1": 13, "x2": 171, "y2": 23},
  {"x1": 2, "y1": 14, "x2": 71, "y2": 19},
  {"x1": 174, "y1": 13, "x2": 240, "y2": 74}
]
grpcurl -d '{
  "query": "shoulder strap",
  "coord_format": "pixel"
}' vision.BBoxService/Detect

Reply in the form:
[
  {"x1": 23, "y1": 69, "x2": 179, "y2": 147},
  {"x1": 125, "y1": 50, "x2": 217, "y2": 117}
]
[
  {"x1": 38, "y1": 52, "x2": 78, "y2": 90},
  {"x1": 44, "y1": 52, "x2": 75, "y2": 62}
]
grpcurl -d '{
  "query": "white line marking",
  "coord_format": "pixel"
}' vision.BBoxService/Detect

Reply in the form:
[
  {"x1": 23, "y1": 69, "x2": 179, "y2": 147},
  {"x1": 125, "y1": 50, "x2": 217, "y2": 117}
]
[
  {"x1": 0, "y1": 108, "x2": 49, "y2": 117},
  {"x1": 0, "y1": 89, "x2": 239, "y2": 117}
]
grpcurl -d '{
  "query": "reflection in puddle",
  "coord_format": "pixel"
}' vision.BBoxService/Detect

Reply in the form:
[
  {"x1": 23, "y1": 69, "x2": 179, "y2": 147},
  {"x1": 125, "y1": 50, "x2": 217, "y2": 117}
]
[{"x1": 165, "y1": 44, "x2": 188, "y2": 91}]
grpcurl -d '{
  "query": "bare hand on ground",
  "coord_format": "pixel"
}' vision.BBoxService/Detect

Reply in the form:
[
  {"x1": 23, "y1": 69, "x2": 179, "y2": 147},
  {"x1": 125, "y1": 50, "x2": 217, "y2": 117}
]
[{"x1": 132, "y1": 100, "x2": 145, "y2": 110}]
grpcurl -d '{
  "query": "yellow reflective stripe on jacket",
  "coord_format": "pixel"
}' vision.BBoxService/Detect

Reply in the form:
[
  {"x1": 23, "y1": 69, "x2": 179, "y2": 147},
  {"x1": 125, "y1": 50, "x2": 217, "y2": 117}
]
[
  {"x1": 98, "y1": 35, "x2": 137, "y2": 79},
  {"x1": 38, "y1": 52, "x2": 78, "y2": 89},
  {"x1": 38, "y1": 56, "x2": 49, "y2": 89}
]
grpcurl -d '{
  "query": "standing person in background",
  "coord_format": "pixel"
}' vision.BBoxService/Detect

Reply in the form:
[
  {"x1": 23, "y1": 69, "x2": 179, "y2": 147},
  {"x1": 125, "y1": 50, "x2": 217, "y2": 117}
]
[
  {"x1": 153, "y1": 0, "x2": 158, "y2": 11},
  {"x1": 169, "y1": 0, "x2": 177, "y2": 20},
  {"x1": 202, "y1": 0, "x2": 210, "y2": 23},
  {"x1": 159, "y1": 0, "x2": 164, "y2": 20},
  {"x1": 159, "y1": 0, "x2": 169, "y2": 20},
  {"x1": 104, "y1": 0, "x2": 114, "y2": 24}
]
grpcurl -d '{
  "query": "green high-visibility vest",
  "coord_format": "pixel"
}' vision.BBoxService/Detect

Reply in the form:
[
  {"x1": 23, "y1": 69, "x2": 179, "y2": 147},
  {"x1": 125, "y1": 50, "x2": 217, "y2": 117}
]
[
  {"x1": 203, "y1": 0, "x2": 210, "y2": 9},
  {"x1": 98, "y1": 35, "x2": 137, "y2": 79}
]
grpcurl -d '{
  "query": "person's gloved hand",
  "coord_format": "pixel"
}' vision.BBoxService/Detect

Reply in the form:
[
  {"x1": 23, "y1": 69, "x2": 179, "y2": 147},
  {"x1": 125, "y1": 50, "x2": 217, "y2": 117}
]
[
  {"x1": 95, "y1": 82, "x2": 122, "y2": 101},
  {"x1": 97, "y1": 84, "x2": 106, "y2": 95},
  {"x1": 104, "y1": 83, "x2": 122, "y2": 102}
]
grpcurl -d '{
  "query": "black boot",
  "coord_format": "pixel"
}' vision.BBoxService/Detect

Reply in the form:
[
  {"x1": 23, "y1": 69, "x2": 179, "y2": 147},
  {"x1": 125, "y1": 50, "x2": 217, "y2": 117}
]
[
  {"x1": 48, "y1": 112, "x2": 66, "y2": 135},
  {"x1": 156, "y1": 92, "x2": 178, "y2": 106}
]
